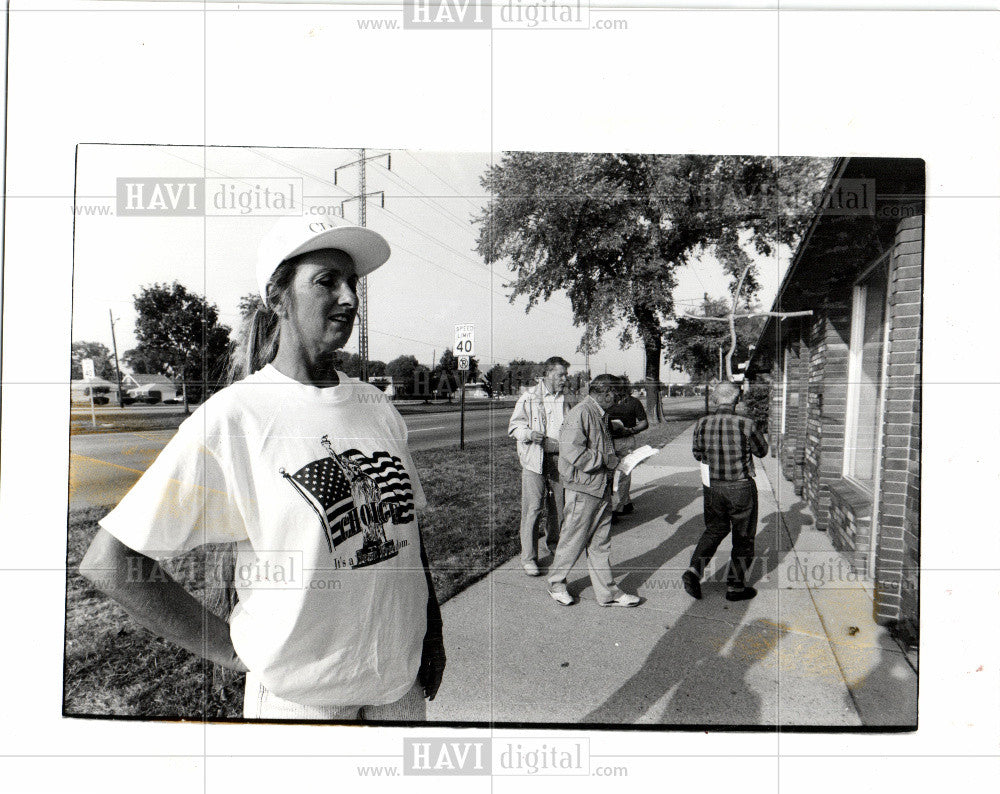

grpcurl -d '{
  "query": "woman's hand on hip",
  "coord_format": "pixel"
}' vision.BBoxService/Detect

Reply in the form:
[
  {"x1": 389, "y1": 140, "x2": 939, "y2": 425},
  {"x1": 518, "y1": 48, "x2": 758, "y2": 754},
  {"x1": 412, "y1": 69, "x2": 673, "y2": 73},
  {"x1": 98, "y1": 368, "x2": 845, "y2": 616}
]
[{"x1": 418, "y1": 632, "x2": 446, "y2": 701}]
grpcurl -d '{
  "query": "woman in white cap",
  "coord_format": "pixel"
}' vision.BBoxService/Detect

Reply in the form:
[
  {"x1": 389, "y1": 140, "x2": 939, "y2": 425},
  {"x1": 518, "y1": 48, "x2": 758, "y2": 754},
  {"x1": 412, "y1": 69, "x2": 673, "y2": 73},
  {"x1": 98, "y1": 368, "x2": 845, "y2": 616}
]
[{"x1": 80, "y1": 215, "x2": 445, "y2": 720}]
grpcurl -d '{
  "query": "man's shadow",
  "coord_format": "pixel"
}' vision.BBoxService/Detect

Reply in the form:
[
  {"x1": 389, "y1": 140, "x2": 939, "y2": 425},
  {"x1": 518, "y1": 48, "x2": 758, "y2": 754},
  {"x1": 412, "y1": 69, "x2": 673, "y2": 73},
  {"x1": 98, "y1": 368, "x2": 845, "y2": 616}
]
[
  {"x1": 583, "y1": 596, "x2": 790, "y2": 724},
  {"x1": 581, "y1": 478, "x2": 812, "y2": 724},
  {"x1": 613, "y1": 471, "x2": 702, "y2": 530}
]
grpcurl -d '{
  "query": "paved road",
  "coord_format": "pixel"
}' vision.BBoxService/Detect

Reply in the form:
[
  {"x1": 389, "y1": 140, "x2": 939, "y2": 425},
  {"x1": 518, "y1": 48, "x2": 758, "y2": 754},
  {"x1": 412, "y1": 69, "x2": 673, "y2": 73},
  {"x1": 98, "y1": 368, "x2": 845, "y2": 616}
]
[
  {"x1": 69, "y1": 405, "x2": 516, "y2": 510},
  {"x1": 69, "y1": 397, "x2": 704, "y2": 511}
]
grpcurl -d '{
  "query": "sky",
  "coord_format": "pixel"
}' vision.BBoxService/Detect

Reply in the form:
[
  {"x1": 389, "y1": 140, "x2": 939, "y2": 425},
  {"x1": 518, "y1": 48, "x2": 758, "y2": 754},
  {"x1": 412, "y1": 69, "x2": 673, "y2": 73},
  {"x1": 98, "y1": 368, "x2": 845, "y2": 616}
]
[{"x1": 71, "y1": 146, "x2": 797, "y2": 382}]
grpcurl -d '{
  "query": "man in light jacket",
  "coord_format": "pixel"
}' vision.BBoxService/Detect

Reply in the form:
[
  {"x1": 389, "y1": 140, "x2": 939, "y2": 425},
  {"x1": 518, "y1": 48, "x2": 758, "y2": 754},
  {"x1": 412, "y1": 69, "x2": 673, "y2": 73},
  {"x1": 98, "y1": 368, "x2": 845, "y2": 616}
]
[
  {"x1": 508, "y1": 356, "x2": 571, "y2": 576},
  {"x1": 546, "y1": 374, "x2": 641, "y2": 607}
]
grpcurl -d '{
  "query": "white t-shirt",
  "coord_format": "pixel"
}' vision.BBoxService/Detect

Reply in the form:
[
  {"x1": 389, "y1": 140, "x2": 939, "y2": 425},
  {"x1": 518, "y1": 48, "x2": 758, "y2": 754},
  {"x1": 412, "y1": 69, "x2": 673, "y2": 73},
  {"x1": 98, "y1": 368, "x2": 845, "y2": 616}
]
[{"x1": 99, "y1": 365, "x2": 428, "y2": 707}]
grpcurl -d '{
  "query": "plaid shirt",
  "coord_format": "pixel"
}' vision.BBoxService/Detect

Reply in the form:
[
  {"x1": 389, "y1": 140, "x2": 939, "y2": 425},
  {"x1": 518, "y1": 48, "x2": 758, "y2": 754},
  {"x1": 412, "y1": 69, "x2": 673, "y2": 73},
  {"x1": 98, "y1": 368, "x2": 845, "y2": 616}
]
[{"x1": 692, "y1": 406, "x2": 768, "y2": 482}]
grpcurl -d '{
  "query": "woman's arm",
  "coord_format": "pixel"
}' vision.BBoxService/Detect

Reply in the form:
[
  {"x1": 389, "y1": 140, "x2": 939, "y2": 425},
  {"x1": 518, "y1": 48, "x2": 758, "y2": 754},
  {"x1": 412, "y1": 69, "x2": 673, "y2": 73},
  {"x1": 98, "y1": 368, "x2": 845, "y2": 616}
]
[
  {"x1": 416, "y1": 528, "x2": 445, "y2": 701},
  {"x1": 79, "y1": 528, "x2": 247, "y2": 672}
]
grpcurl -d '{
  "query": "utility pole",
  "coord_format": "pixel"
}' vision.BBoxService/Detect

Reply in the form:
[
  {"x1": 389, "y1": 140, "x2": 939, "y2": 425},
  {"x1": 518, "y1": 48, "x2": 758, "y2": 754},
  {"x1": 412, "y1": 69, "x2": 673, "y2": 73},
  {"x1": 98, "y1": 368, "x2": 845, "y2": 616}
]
[
  {"x1": 684, "y1": 264, "x2": 813, "y2": 381},
  {"x1": 334, "y1": 149, "x2": 390, "y2": 382},
  {"x1": 459, "y1": 369, "x2": 466, "y2": 450},
  {"x1": 109, "y1": 310, "x2": 123, "y2": 408}
]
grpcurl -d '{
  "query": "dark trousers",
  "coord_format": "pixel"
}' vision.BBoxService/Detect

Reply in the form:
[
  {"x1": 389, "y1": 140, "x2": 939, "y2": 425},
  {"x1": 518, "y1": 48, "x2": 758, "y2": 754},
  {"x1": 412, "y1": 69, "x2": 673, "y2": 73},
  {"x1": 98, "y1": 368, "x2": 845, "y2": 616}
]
[{"x1": 688, "y1": 479, "x2": 758, "y2": 587}]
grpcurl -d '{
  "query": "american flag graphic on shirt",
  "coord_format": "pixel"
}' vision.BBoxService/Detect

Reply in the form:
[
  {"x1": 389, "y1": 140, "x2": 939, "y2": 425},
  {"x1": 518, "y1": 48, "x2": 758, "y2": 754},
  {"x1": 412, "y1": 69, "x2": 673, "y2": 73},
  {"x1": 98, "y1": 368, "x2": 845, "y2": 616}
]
[{"x1": 281, "y1": 444, "x2": 415, "y2": 554}]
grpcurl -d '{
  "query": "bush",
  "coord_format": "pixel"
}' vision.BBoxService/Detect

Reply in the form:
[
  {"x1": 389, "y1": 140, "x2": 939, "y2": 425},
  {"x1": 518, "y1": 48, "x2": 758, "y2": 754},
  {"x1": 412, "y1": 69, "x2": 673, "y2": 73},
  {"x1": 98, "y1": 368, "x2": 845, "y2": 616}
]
[{"x1": 743, "y1": 379, "x2": 771, "y2": 431}]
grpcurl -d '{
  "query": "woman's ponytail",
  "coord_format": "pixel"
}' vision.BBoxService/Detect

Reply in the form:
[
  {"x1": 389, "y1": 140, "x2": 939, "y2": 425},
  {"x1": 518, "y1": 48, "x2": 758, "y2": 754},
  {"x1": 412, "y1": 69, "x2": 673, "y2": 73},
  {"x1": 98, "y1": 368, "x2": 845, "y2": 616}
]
[{"x1": 226, "y1": 259, "x2": 296, "y2": 385}]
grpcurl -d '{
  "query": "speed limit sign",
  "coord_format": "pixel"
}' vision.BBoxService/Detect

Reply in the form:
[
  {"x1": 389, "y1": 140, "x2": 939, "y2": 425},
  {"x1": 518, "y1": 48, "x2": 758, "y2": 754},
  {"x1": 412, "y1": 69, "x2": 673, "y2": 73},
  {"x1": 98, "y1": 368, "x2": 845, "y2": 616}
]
[{"x1": 454, "y1": 324, "x2": 474, "y2": 356}]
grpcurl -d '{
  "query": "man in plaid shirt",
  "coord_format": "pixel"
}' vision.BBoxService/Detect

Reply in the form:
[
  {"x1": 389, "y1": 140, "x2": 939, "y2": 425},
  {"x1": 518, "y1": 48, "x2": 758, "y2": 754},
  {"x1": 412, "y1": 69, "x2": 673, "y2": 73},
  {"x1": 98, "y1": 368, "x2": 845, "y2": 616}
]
[{"x1": 683, "y1": 381, "x2": 768, "y2": 601}]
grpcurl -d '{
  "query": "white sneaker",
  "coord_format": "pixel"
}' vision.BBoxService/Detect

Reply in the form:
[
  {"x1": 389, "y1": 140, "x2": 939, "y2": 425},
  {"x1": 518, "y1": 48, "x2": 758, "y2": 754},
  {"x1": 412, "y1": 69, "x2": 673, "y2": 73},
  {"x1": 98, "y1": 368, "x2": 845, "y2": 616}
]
[
  {"x1": 523, "y1": 561, "x2": 540, "y2": 576},
  {"x1": 599, "y1": 592, "x2": 641, "y2": 608},
  {"x1": 548, "y1": 584, "x2": 574, "y2": 606}
]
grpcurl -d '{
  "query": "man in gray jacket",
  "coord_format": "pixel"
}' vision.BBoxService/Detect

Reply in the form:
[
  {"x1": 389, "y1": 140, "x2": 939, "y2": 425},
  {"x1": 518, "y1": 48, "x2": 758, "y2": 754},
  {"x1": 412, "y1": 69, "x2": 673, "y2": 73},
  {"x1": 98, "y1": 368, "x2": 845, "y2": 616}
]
[
  {"x1": 508, "y1": 356, "x2": 571, "y2": 575},
  {"x1": 547, "y1": 374, "x2": 641, "y2": 607}
]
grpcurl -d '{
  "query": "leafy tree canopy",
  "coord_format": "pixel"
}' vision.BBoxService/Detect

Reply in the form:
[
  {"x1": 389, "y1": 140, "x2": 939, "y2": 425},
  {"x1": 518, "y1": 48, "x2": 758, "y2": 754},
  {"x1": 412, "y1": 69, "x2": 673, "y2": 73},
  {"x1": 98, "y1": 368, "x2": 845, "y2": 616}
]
[
  {"x1": 386, "y1": 355, "x2": 421, "y2": 381},
  {"x1": 131, "y1": 282, "x2": 232, "y2": 407},
  {"x1": 71, "y1": 341, "x2": 115, "y2": 380},
  {"x1": 122, "y1": 346, "x2": 166, "y2": 376}
]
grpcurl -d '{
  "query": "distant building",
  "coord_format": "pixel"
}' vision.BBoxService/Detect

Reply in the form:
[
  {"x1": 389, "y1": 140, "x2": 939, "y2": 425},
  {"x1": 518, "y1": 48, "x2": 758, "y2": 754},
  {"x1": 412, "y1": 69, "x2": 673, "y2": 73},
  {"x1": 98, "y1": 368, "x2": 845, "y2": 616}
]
[
  {"x1": 747, "y1": 157, "x2": 923, "y2": 645},
  {"x1": 70, "y1": 376, "x2": 120, "y2": 405},
  {"x1": 121, "y1": 373, "x2": 179, "y2": 403},
  {"x1": 462, "y1": 380, "x2": 490, "y2": 400}
]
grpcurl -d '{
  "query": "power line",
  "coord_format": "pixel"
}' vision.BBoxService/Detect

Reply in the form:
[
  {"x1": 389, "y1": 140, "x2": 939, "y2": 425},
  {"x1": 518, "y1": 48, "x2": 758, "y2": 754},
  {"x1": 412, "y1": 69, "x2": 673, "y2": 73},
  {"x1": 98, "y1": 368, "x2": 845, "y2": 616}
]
[
  {"x1": 246, "y1": 148, "x2": 501, "y2": 283},
  {"x1": 373, "y1": 161, "x2": 473, "y2": 232},
  {"x1": 247, "y1": 147, "x2": 353, "y2": 198},
  {"x1": 376, "y1": 204, "x2": 489, "y2": 273},
  {"x1": 333, "y1": 149, "x2": 391, "y2": 382},
  {"x1": 404, "y1": 150, "x2": 482, "y2": 212}
]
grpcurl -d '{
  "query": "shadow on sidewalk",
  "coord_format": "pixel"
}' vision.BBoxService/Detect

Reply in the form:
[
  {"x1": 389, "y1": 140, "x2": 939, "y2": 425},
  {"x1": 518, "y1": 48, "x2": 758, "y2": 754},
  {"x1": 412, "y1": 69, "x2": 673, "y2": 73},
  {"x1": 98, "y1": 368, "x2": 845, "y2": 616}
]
[
  {"x1": 582, "y1": 481, "x2": 804, "y2": 725},
  {"x1": 575, "y1": 471, "x2": 703, "y2": 595},
  {"x1": 582, "y1": 600, "x2": 791, "y2": 724},
  {"x1": 842, "y1": 644, "x2": 918, "y2": 727},
  {"x1": 746, "y1": 496, "x2": 812, "y2": 586}
]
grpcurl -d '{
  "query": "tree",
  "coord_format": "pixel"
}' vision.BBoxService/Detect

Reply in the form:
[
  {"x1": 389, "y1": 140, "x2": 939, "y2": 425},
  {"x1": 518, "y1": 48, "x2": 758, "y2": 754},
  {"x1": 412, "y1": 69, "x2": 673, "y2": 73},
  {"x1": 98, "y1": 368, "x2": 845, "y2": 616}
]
[
  {"x1": 475, "y1": 153, "x2": 831, "y2": 421},
  {"x1": 130, "y1": 282, "x2": 232, "y2": 412},
  {"x1": 70, "y1": 341, "x2": 115, "y2": 380},
  {"x1": 484, "y1": 363, "x2": 508, "y2": 396},
  {"x1": 331, "y1": 352, "x2": 362, "y2": 378},
  {"x1": 238, "y1": 292, "x2": 263, "y2": 319},
  {"x1": 121, "y1": 346, "x2": 164, "y2": 376},
  {"x1": 664, "y1": 296, "x2": 765, "y2": 413},
  {"x1": 505, "y1": 358, "x2": 543, "y2": 393},
  {"x1": 386, "y1": 354, "x2": 420, "y2": 381}
]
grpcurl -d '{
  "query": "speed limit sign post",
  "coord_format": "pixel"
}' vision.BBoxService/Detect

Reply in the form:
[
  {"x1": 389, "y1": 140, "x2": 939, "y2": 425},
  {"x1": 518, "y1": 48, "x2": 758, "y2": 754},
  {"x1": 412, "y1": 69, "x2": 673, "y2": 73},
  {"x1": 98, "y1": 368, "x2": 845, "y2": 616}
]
[
  {"x1": 454, "y1": 325, "x2": 474, "y2": 450},
  {"x1": 454, "y1": 324, "x2": 475, "y2": 356},
  {"x1": 82, "y1": 358, "x2": 97, "y2": 427}
]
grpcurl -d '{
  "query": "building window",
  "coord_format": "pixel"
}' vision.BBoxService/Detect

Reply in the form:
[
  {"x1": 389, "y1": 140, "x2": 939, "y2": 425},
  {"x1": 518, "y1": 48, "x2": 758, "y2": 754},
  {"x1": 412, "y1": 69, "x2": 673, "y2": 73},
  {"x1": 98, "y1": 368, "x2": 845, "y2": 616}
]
[{"x1": 844, "y1": 257, "x2": 889, "y2": 490}]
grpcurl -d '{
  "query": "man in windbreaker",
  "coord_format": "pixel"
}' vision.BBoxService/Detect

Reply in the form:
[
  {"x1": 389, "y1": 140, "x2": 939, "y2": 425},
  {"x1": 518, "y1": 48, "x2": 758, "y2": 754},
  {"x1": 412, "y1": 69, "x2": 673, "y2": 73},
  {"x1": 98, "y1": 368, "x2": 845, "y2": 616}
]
[{"x1": 508, "y1": 356, "x2": 572, "y2": 576}]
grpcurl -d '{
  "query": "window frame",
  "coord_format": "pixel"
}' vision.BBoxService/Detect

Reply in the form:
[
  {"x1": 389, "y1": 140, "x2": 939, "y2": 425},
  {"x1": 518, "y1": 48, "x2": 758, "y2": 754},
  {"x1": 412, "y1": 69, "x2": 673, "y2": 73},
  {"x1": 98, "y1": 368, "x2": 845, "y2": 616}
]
[{"x1": 842, "y1": 251, "x2": 892, "y2": 495}]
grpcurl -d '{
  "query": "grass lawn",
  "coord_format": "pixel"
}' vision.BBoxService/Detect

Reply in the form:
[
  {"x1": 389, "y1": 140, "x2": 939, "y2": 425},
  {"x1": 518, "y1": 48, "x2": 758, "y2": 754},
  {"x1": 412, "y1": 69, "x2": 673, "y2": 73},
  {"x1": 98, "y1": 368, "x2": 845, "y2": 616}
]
[
  {"x1": 63, "y1": 411, "x2": 699, "y2": 719},
  {"x1": 70, "y1": 412, "x2": 190, "y2": 436}
]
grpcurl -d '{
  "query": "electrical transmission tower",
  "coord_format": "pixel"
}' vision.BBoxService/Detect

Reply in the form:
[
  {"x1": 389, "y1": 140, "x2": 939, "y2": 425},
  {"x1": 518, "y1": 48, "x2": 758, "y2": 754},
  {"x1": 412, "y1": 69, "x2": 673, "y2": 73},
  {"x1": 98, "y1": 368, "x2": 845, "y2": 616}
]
[{"x1": 334, "y1": 149, "x2": 390, "y2": 381}]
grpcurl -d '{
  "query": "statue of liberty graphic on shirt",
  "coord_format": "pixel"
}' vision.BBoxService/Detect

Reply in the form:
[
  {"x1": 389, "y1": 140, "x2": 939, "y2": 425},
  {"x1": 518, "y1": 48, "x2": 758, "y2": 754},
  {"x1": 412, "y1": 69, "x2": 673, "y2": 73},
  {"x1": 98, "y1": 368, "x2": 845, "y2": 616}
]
[{"x1": 281, "y1": 435, "x2": 406, "y2": 567}]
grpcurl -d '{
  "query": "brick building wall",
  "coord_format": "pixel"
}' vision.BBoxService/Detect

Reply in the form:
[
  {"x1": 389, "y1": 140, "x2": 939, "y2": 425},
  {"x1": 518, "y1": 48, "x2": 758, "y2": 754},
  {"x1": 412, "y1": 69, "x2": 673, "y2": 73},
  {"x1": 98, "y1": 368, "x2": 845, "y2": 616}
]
[
  {"x1": 800, "y1": 294, "x2": 852, "y2": 534},
  {"x1": 802, "y1": 316, "x2": 824, "y2": 513},
  {"x1": 874, "y1": 214, "x2": 922, "y2": 638},
  {"x1": 769, "y1": 369, "x2": 783, "y2": 458},
  {"x1": 778, "y1": 327, "x2": 809, "y2": 495}
]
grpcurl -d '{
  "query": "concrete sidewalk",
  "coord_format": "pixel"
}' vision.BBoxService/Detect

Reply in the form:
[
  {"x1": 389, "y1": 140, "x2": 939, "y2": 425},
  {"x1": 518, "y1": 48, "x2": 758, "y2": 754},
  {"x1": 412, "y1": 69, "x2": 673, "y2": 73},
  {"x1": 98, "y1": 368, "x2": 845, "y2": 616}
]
[{"x1": 427, "y1": 424, "x2": 917, "y2": 727}]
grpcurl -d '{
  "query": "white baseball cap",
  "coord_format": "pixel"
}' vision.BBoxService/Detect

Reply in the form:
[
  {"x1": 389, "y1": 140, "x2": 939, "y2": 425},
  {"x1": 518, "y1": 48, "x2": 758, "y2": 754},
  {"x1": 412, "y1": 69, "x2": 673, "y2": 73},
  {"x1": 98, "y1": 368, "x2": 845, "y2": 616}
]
[{"x1": 256, "y1": 215, "x2": 391, "y2": 303}]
